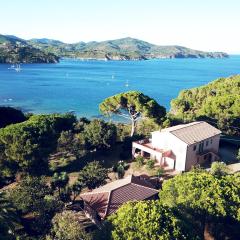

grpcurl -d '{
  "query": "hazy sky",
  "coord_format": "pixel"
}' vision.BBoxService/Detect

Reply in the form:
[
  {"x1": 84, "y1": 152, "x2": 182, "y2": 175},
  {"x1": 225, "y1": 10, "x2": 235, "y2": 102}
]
[{"x1": 1, "y1": 0, "x2": 239, "y2": 53}]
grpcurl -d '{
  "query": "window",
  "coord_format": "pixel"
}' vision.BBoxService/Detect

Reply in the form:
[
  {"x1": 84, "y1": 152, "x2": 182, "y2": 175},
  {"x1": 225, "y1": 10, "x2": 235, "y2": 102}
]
[
  {"x1": 199, "y1": 142, "x2": 204, "y2": 153},
  {"x1": 193, "y1": 145, "x2": 197, "y2": 151},
  {"x1": 210, "y1": 138, "x2": 213, "y2": 144},
  {"x1": 206, "y1": 140, "x2": 209, "y2": 147},
  {"x1": 204, "y1": 155, "x2": 207, "y2": 160}
]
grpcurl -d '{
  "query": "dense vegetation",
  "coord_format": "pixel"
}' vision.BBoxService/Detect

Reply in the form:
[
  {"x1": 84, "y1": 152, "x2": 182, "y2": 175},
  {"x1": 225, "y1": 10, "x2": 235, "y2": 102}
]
[
  {"x1": 100, "y1": 91, "x2": 166, "y2": 136},
  {"x1": 170, "y1": 75, "x2": 240, "y2": 135},
  {"x1": 0, "y1": 34, "x2": 228, "y2": 62},
  {"x1": 30, "y1": 37, "x2": 228, "y2": 60},
  {"x1": 104, "y1": 169, "x2": 240, "y2": 240},
  {"x1": 0, "y1": 35, "x2": 59, "y2": 63}
]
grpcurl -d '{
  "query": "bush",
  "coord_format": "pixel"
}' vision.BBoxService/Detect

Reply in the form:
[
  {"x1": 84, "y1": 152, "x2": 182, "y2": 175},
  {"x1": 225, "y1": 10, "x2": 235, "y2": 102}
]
[
  {"x1": 146, "y1": 159, "x2": 155, "y2": 170},
  {"x1": 156, "y1": 167, "x2": 164, "y2": 177},
  {"x1": 135, "y1": 156, "x2": 144, "y2": 167}
]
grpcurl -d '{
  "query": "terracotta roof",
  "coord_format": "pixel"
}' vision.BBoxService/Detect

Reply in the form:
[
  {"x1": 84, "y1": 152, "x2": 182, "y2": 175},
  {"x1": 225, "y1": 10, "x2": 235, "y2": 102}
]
[
  {"x1": 154, "y1": 121, "x2": 221, "y2": 145},
  {"x1": 80, "y1": 175, "x2": 158, "y2": 219}
]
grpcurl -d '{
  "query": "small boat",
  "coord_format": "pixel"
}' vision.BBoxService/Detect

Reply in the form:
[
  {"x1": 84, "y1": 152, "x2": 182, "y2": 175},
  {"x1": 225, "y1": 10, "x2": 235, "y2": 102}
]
[
  {"x1": 15, "y1": 64, "x2": 21, "y2": 72},
  {"x1": 8, "y1": 64, "x2": 15, "y2": 70},
  {"x1": 125, "y1": 80, "x2": 129, "y2": 87}
]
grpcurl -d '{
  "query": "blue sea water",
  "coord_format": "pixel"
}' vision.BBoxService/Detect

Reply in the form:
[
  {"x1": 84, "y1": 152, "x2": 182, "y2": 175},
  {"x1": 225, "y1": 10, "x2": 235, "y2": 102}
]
[{"x1": 0, "y1": 56, "x2": 240, "y2": 118}]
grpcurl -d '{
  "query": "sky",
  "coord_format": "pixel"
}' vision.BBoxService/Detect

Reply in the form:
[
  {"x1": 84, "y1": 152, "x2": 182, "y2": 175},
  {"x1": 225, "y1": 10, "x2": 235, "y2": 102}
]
[{"x1": 0, "y1": 0, "x2": 239, "y2": 53}]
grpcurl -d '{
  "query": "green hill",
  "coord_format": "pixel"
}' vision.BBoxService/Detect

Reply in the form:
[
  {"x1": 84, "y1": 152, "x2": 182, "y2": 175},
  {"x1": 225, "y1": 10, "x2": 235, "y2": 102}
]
[
  {"x1": 28, "y1": 37, "x2": 228, "y2": 60},
  {"x1": 170, "y1": 75, "x2": 240, "y2": 135},
  {"x1": 0, "y1": 35, "x2": 229, "y2": 62},
  {"x1": 0, "y1": 35, "x2": 59, "y2": 63}
]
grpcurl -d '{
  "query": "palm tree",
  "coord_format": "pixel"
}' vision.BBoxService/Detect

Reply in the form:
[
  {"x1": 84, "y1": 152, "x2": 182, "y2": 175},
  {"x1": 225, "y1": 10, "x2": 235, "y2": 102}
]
[{"x1": 0, "y1": 191, "x2": 19, "y2": 238}]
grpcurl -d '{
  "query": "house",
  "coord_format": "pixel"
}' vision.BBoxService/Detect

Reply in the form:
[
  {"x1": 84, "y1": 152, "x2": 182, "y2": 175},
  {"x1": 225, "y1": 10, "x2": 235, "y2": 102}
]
[
  {"x1": 132, "y1": 121, "x2": 222, "y2": 172},
  {"x1": 80, "y1": 175, "x2": 158, "y2": 223}
]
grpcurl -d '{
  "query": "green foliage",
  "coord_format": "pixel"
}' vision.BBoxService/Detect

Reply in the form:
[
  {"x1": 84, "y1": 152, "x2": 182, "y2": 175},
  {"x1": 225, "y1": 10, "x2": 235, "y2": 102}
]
[
  {"x1": 99, "y1": 91, "x2": 166, "y2": 136},
  {"x1": 9, "y1": 175, "x2": 51, "y2": 213},
  {"x1": 0, "y1": 107, "x2": 26, "y2": 129},
  {"x1": 135, "y1": 155, "x2": 144, "y2": 167},
  {"x1": 82, "y1": 119, "x2": 117, "y2": 150},
  {"x1": 0, "y1": 113, "x2": 76, "y2": 176},
  {"x1": 77, "y1": 161, "x2": 108, "y2": 189},
  {"x1": 146, "y1": 159, "x2": 155, "y2": 170},
  {"x1": 156, "y1": 167, "x2": 165, "y2": 177},
  {"x1": 159, "y1": 170, "x2": 240, "y2": 239},
  {"x1": 46, "y1": 211, "x2": 92, "y2": 240},
  {"x1": 28, "y1": 36, "x2": 227, "y2": 60},
  {"x1": 9, "y1": 175, "x2": 64, "y2": 235},
  {"x1": 112, "y1": 161, "x2": 128, "y2": 179},
  {"x1": 0, "y1": 191, "x2": 19, "y2": 239},
  {"x1": 51, "y1": 172, "x2": 69, "y2": 201},
  {"x1": 108, "y1": 200, "x2": 190, "y2": 240},
  {"x1": 170, "y1": 75, "x2": 240, "y2": 135},
  {"x1": 210, "y1": 161, "x2": 229, "y2": 176}
]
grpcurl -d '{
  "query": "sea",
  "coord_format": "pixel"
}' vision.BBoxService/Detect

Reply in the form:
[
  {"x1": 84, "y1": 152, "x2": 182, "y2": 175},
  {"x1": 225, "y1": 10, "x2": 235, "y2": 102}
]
[{"x1": 0, "y1": 56, "x2": 240, "y2": 118}]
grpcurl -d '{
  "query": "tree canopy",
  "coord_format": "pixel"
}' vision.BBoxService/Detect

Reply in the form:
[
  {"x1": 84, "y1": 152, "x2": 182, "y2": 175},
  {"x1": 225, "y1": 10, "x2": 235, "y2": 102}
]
[
  {"x1": 0, "y1": 191, "x2": 19, "y2": 239},
  {"x1": 99, "y1": 91, "x2": 166, "y2": 136},
  {"x1": 108, "y1": 200, "x2": 190, "y2": 240},
  {"x1": 77, "y1": 161, "x2": 108, "y2": 189},
  {"x1": 159, "y1": 169, "x2": 240, "y2": 239},
  {"x1": 170, "y1": 75, "x2": 240, "y2": 135},
  {"x1": 46, "y1": 211, "x2": 92, "y2": 240},
  {"x1": 82, "y1": 119, "x2": 117, "y2": 150},
  {"x1": 0, "y1": 113, "x2": 76, "y2": 176}
]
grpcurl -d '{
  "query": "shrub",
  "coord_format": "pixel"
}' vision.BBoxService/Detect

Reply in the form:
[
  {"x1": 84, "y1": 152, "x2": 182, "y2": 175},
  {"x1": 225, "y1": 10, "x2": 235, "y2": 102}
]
[
  {"x1": 135, "y1": 156, "x2": 144, "y2": 167},
  {"x1": 146, "y1": 159, "x2": 155, "y2": 170}
]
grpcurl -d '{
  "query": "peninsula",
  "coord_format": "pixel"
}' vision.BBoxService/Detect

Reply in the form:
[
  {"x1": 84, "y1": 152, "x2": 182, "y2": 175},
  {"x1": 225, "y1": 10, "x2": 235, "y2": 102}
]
[{"x1": 0, "y1": 34, "x2": 228, "y2": 63}]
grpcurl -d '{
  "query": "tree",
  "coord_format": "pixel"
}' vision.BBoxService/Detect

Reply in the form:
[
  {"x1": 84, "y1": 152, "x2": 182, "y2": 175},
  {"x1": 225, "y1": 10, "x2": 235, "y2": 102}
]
[
  {"x1": 9, "y1": 175, "x2": 64, "y2": 235},
  {"x1": 159, "y1": 170, "x2": 240, "y2": 239},
  {"x1": 0, "y1": 113, "x2": 76, "y2": 176},
  {"x1": 47, "y1": 211, "x2": 92, "y2": 240},
  {"x1": 0, "y1": 107, "x2": 26, "y2": 129},
  {"x1": 108, "y1": 200, "x2": 190, "y2": 240},
  {"x1": 170, "y1": 75, "x2": 240, "y2": 136},
  {"x1": 9, "y1": 175, "x2": 51, "y2": 213},
  {"x1": 71, "y1": 181, "x2": 83, "y2": 201},
  {"x1": 210, "y1": 161, "x2": 229, "y2": 176},
  {"x1": 0, "y1": 191, "x2": 19, "y2": 239},
  {"x1": 51, "y1": 172, "x2": 69, "y2": 197},
  {"x1": 77, "y1": 161, "x2": 108, "y2": 189},
  {"x1": 99, "y1": 91, "x2": 166, "y2": 136},
  {"x1": 82, "y1": 119, "x2": 117, "y2": 150}
]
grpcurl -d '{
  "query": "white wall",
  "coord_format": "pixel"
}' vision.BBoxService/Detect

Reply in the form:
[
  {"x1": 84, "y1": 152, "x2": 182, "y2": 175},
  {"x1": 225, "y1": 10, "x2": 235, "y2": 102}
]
[{"x1": 151, "y1": 131, "x2": 187, "y2": 171}]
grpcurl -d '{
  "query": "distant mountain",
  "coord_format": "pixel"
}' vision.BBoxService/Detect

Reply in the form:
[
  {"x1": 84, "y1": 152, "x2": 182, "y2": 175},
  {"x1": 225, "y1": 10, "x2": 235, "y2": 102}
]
[
  {"x1": 29, "y1": 37, "x2": 229, "y2": 60},
  {"x1": 0, "y1": 35, "x2": 59, "y2": 63},
  {"x1": 0, "y1": 35, "x2": 228, "y2": 62}
]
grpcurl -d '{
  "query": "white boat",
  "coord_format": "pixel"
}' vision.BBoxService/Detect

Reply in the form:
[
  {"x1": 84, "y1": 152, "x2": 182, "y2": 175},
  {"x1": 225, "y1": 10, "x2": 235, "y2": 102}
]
[
  {"x1": 8, "y1": 64, "x2": 15, "y2": 70},
  {"x1": 15, "y1": 64, "x2": 21, "y2": 72},
  {"x1": 125, "y1": 80, "x2": 129, "y2": 87}
]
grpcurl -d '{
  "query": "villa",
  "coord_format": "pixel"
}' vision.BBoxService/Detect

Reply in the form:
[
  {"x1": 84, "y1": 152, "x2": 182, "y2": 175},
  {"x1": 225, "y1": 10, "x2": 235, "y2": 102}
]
[
  {"x1": 80, "y1": 175, "x2": 158, "y2": 223},
  {"x1": 132, "y1": 121, "x2": 222, "y2": 172}
]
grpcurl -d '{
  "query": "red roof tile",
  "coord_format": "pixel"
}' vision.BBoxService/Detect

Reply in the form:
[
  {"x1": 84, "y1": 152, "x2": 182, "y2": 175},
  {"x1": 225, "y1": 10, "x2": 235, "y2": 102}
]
[{"x1": 80, "y1": 175, "x2": 158, "y2": 219}]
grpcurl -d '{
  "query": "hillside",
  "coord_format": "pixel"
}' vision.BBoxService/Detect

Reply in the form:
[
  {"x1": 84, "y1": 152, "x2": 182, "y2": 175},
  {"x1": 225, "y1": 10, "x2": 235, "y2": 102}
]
[
  {"x1": 170, "y1": 75, "x2": 240, "y2": 135},
  {"x1": 29, "y1": 37, "x2": 228, "y2": 60},
  {"x1": 0, "y1": 35, "x2": 59, "y2": 63}
]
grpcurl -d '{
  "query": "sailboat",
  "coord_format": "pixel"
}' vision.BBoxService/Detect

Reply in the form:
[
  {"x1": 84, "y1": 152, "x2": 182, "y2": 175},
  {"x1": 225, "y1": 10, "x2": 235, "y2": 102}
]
[
  {"x1": 125, "y1": 80, "x2": 129, "y2": 87},
  {"x1": 15, "y1": 64, "x2": 21, "y2": 72}
]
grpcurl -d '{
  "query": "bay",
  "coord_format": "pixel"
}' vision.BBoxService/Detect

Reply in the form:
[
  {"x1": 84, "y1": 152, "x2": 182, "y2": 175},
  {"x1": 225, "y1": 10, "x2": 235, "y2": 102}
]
[{"x1": 0, "y1": 56, "x2": 240, "y2": 118}]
